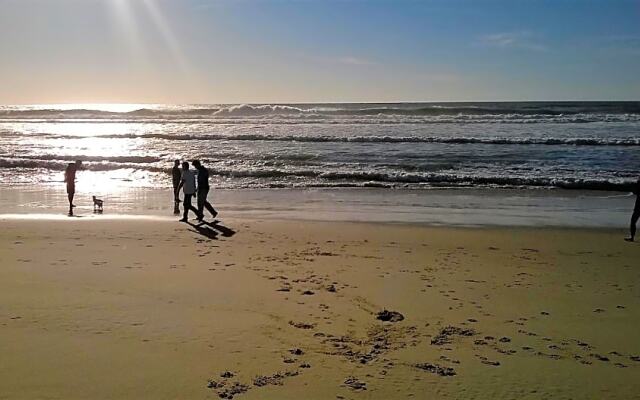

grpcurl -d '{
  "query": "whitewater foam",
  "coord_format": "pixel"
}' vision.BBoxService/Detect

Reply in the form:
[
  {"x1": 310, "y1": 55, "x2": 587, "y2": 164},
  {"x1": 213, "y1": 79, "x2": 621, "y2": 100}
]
[{"x1": 1, "y1": 101, "x2": 639, "y2": 192}]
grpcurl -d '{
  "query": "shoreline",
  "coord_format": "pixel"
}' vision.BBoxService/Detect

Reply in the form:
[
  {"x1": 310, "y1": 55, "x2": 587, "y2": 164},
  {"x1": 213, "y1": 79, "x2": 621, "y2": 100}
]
[
  {"x1": 0, "y1": 185, "x2": 635, "y2": 228},
  {"x1": 0, "y1": 213, "x2": 631, "y2": 235}
]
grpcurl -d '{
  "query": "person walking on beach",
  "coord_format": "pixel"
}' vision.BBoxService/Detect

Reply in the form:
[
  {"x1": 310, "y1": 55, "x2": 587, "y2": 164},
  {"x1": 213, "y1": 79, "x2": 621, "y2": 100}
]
[
  {"x1": 177, "y1": 161, "x2": 202, "y2": 222},
  {"x1": 64, "y1": 161, "x2": 81, "y2": 216},
  {"x1": 192, "y1": 160, "x2": 218, "y2": 220},
  {"x1": 624, "y1": 178, "x2": 640, "y2": 242},
  {"x1": 172, "y1": 160, "x2": 181, "y2": 214}
]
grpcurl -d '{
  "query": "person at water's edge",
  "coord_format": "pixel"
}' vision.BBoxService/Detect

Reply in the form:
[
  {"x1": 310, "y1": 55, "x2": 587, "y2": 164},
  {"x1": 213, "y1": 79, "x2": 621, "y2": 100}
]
[
  {"x1": 177, "y1": 161, "x2": 202, "y2": 222},
  {"x1": 193, "y1": 160, "x2": 218, "y2": 221},
  {"x1": 172, "y1": 159, "x2": 181, "y2": 214},
  {"x1": 624, "y1": 178, "x2": 640, "y2": 242},
  {"x1": 64, "y1": 161, "x2": 81, "y2": 216}
]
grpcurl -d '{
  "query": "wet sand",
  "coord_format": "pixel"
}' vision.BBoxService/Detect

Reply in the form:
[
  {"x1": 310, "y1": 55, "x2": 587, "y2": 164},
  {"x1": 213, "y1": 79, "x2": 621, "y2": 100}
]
[
  {"x1": 1, "y1": 217, "x2": 639, "y2": 399},
  {"x1": 0, "y1": 185, "x2": 633, "y2": 227}
]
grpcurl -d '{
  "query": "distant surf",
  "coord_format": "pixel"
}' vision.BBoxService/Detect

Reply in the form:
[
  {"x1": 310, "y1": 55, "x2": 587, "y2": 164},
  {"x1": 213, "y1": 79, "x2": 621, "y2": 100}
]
[
  {"x1": 1, "y1": 101, "x2": 639, "y2": 191},
  {"x1": 2, "y1": 101, "x2": 640, "y2": 123},
  {"x1": 5, "y1": 131, "x2": 639, "y2": 146}
]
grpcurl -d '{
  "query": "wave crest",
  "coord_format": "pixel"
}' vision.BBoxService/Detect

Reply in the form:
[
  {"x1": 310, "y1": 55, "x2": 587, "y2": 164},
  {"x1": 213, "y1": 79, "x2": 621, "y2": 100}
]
[
  {"x1": 1, "y1": 157, "x2": 635, "y2": 191},
  {"x1": 2, "y1": 101, "x2": 640, "y2": 122},
  {"x1": 12, "y1": 132, "x2": 639, "y2": 146}
]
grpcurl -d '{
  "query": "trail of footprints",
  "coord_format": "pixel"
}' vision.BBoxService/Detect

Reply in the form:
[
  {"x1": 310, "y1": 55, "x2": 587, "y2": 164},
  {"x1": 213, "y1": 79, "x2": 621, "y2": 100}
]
[{"x1": 204, "y1": 240, "x2": 640, "y2": 398}]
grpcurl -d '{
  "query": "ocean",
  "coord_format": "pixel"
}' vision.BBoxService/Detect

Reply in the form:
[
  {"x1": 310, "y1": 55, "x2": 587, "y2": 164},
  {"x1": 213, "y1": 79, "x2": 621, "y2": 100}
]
[
  {"x1": 1, "y1": 101, "x2": 639, "y2": 192},
  {"x1": 1, "y1": 101, "x2": 639, "y2": 226}
]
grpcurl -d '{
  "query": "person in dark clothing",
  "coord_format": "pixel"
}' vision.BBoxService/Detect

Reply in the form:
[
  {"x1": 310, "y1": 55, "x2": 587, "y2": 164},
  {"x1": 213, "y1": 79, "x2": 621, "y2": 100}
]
[
  {"x1": 171, "y1": 160, "x2": 181, "y2": 214},
  {"x1": 192, "y1": 160, "x2": 218, "y2": 221},
  {"x1": 624, "y1": 178, "x2": 640, "y2": 242},
  {"x1": 177, "y1": 161, "x2": 202, "y2": 222}
]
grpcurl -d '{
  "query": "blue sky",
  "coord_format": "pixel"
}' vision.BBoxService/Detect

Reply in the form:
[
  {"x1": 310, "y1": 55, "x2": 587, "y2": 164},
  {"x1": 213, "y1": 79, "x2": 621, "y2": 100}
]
[{"x1": 0, "y1": 0, "x2": 638, "y2": 103}]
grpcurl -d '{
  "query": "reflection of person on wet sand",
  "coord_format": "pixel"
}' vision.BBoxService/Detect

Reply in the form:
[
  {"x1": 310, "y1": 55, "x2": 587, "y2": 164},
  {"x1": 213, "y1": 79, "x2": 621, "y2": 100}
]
[
  {"x1": 177, "y1": 161, "x2": 202, "y2": 222},
  {"x1": 64, "y1": 161, "x2": 81, "y2": 216},
  {"x1": 624, "y1": 178, "x2": 640, "y2": 242},
  {"x1": 172, "y1": 159, "x2": 181, "y2": 214}
]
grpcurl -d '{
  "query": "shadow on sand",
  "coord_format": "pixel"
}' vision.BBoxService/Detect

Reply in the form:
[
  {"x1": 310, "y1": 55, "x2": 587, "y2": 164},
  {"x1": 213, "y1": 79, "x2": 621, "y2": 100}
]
[
  {"x1": 203, "y1": 220, "x2": 236, "y2": 238},
  {"x1": 187, "y1": 220, "x2": 236, "y2": 240}
]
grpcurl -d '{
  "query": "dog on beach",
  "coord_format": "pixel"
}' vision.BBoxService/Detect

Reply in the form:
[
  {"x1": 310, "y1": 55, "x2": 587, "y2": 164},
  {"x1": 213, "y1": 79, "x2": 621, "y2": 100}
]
[{"x1": 92, "y1": 196, "x2": 104, "y2": 213}]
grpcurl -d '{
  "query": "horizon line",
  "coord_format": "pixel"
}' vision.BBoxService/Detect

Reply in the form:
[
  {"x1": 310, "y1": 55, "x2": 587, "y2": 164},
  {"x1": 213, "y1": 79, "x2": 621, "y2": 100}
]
[{"x1": 2, "y1": 99, "x2": 640, "y2": 106}]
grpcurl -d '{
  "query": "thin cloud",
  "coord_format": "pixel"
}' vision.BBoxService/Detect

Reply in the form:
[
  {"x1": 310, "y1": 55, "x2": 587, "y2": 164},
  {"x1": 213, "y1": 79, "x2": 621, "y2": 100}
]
[
  {"x1": 298, "y1": 53, "x2": 378, "y2": 66},
  {"x1": 418, "y1": 72, "x2": 461, "y2": 83},
  {"x1": 335, "y1": 56, "x2": 376, "y2": 66},
  {"x1": 603, "y1": 35, "x2": 640, "y2": 55},
  {"x1": 480, "y1": 31, "x2": 547, "y2": 51}
]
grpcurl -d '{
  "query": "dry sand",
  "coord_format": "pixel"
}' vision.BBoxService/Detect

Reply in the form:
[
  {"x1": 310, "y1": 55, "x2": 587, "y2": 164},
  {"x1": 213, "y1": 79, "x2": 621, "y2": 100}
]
[{"x1": 1, "y1": 217, "x2": 639, "y2": 399}]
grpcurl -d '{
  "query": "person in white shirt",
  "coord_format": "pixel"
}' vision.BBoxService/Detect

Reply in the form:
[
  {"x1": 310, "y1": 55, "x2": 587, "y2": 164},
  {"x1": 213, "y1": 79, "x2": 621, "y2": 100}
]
[{"x1": 177, "y1": 161, "x2": 202, "y2": 222}]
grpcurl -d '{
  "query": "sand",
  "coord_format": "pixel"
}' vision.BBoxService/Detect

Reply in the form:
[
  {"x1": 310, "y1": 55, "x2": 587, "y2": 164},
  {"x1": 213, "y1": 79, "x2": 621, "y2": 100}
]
[
  {"x1": 1, "y1": 217, "x2": 639, "y2": 399},
  {"x1": 0, "y1": 185, "x2": 634, "y2": 227}
]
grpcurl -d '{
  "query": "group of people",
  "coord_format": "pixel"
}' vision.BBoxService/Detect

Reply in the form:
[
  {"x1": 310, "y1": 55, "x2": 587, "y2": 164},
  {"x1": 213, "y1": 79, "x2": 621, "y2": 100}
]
[
  {"x1": 62, "y1": 158, "x2": 219, "y2": 222},
  {"x1": 172, "y1": 159, "x2": 218, "y2": 223},
  {"x1": 63, "y1": 161, "x2": 638, "y2": 240}
]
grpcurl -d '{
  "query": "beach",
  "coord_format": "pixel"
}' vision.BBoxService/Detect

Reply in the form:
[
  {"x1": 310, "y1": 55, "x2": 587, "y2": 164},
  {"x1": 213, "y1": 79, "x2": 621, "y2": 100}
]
[
  {"x1": 2, "y1": 216, "x2": 639, "y2": 399},
  {"x1": 2, "y1": 0, "x2": 640, "y2": 397},
  {"x1": 1, "y1": 102, "x2": 639, "y2": 398}
]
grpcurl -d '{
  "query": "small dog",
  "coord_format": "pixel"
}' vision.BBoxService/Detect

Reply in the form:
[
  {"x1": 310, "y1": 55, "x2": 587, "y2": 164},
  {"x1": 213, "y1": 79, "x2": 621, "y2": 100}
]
[{"x1": 92, "y1": 196, "x2": 104, "y2": 213}]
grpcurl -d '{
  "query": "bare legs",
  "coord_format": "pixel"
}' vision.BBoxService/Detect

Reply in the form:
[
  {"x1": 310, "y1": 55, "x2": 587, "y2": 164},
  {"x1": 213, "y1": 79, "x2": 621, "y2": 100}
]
[{"x1": 67, "y1": 191, "x2": 75, "y2": 216}]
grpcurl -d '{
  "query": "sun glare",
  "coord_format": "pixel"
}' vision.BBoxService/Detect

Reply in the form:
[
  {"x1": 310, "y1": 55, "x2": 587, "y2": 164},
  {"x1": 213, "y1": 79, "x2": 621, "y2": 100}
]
[
  {"x1": 110, "y1": 0, "x2": 145, "y2": 59},
  {"x1": 141, "y1": 0, "x2": 191, "y2": 73},
  {"x1": 108, "y1": 0, "x2": 192, "y2": 74}
]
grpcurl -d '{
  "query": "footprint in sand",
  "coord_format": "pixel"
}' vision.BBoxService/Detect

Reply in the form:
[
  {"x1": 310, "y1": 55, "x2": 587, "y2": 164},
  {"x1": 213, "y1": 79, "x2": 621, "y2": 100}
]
[
  {"x1": 590, "y1": 353, "x2": 610, "y2": 362},
  {"x1": 415, "y1": 363, "x2": 456, "y2": 376},
  {"x1": 343, "y1": 377, "x2": 367, "y2": 391}
]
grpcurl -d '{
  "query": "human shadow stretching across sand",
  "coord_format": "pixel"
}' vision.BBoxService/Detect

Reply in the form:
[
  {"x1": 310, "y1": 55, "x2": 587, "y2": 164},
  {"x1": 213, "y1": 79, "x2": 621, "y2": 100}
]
[
  {"x1": 203, "y1": 220, "x2": 236, "y2": 238},
  {"x1": 187, "y1": 222, "x2": 219, "y2": 240},
  {"x1": 186, "y1": 221, "x2": 236, "y2": 240},
  {"x1": 624, "y1": 178, "x2": 640, "y2": 242}
]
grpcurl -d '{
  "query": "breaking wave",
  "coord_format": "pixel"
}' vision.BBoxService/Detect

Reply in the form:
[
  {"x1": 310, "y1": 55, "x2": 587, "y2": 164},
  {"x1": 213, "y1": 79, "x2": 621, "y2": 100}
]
[
  {"x1": 1, "y1": 101, "x2": 640, "y2": 123},
  {"x1": 16, "y1": 154, "x2": 162, "y2": 163},
  {"x1": 2, "y1": 101, "x2": 639, "y2": 193},
  {"x1": 9, "y1": 131, "x2": 639, "y2": 146},
  {"x1": 0, "y1": 156, "x2": 635, "y2": 192}
]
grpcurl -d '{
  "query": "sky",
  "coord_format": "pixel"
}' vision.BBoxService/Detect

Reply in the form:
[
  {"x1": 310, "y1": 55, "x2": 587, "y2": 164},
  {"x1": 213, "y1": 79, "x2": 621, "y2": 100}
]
[{"x1": 0, "y1": 0, "x2": 639, "y2": 104}]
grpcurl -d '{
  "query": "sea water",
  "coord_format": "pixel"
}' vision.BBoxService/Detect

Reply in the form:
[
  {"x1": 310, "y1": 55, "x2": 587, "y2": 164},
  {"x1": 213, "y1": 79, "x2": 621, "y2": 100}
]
[{"x1": 0, "y1": 102, "x2": 638, "y2": 225}]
